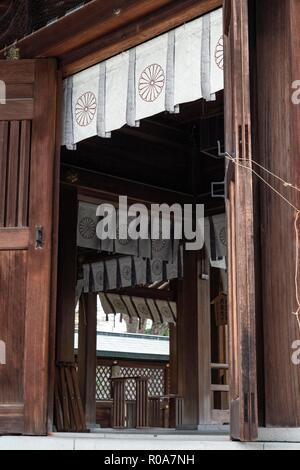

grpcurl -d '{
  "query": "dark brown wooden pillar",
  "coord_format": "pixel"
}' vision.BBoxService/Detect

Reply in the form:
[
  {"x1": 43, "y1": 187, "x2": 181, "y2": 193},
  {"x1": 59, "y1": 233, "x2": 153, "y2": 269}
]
[
  {"x1": 112, "y1": 378, "x2": 126, "y2": 429},
  {"x1": 198, "y1": 248, "x2": 212, "y2": 425},
  {"x1": 169, "y1": 323, "x2": 178, "y2": 395},
  {"x1": 254, "y1": 0, "x2": 300, "y2": 426},
  {"x1": 177, "y1": 248, "x2": 211, "y2": 428},
  {"x1": 78, "y1": 293, "x2": 97, "y2": 429},
  {"x1": 136, "y1": 377, "x2": 149, "y2": 429},
  {"x1": 56, "y1": 184, "x2": 78, "y2": 363}
]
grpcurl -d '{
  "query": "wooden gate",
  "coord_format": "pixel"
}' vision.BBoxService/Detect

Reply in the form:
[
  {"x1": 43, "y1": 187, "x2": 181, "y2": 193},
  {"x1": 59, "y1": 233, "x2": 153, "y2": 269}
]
[{"x1": 0, "y1": 60, "x2": 58, "y2": 435}]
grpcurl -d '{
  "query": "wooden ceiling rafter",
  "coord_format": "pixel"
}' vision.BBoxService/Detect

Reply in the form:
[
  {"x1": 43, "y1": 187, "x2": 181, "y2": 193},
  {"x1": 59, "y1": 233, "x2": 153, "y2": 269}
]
[{"x1": 61, "y1": 164, "x2": 194, "y2": 205}]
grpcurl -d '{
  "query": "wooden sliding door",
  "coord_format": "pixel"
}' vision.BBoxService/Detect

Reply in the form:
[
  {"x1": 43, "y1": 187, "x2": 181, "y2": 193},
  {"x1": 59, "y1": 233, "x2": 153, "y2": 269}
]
[
  {"x1": 224, "y1": 0, "x2": 258, "y2": 441},
  {"x1": 0, "y1": 60, "x2": 58, "y2": 435}
]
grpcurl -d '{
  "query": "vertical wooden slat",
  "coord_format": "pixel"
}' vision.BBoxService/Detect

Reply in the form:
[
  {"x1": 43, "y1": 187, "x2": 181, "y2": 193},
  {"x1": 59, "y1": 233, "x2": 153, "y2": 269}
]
[
  {"x1": 17, "y1": 121, "x2": 31, "y2": 227},
  {"x1": 54, "y1": 377, "x2": 63, "y2": 432},
  {"x1": 112, "y1": 378, "x2": 126, "y2": 429},
  {"x1": 71, "y1": 366, "x2": 86, "y2": 431},
  {"x1": 65, "y1": 366, "x2": 82, "y2": 431},
  {"x1": 59, "y1": 366, "x2": 70, "y2": 432},
  {"x1": 148, "y1": 398, "x2": 161, "y2": 427},
  {"x1": 0, "y1": 121, "x2": 8, "y2": 227},
  {"x1": 136, "y1": 377, "x2": 148, "y2": 428},
  {"x1": 6, "y1": 121, "x2": 20, "y2": 227}
]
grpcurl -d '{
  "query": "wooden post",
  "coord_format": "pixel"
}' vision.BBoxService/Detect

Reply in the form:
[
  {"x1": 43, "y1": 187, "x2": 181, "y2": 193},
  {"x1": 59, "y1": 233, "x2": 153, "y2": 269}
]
[
  {"x1": 169, "y1": 324, "x2": 178, "y2": 395},
  {"x1": 136, "y1": 377, "x2": 149, "y2": 429},
  {"x1": 176, "y1": 248, "x2": 211, "y2": 429},
  {"x1": 78, "y1": 293, "x2": 97, "y2": 429},
  {"x1": 254, "y1": 0, "x2": 300, "y2": 426},
  {"x1": 168, "y1": 322, "x2": 178, "y2": 428},
  {"x1": 112, "y1": 378, "x2": 126, "y2": 429},
  {"x1": 56, "y1": 184, "x2": 78, "y2": 363},
  {"x1": 198, "y1": 248, "x2": 212, "y2": 426}
]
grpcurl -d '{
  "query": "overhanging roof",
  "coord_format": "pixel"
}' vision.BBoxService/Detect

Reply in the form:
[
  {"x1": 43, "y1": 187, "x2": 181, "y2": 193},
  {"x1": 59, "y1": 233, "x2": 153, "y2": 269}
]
[
  {"x1": 0, "y1": 0, "x2": 92, "y2": 50},
  {"x1": 74, "y1": 331, "x2": 170, "y2": 361},
  {"x1": 0, "y1": 0, "x2": 223, "y2": 77}
]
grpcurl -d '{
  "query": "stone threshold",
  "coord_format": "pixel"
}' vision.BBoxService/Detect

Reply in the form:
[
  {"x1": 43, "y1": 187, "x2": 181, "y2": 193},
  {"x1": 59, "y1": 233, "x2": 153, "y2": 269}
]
[{"x1": 0, "y1": 431, "x2": 299, "y2": 450}]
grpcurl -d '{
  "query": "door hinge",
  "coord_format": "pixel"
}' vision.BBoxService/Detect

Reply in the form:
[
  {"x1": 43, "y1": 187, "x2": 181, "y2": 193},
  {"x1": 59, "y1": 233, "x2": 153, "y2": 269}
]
[{"x1": 35, "y1": 225, "x2": 44, "y2": 249}]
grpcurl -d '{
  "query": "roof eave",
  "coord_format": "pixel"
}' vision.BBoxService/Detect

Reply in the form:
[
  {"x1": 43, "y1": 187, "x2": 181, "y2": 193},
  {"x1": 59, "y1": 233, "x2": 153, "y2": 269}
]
[{"x1": 0, "y1": 0, "x2": 223, "y2": 78}]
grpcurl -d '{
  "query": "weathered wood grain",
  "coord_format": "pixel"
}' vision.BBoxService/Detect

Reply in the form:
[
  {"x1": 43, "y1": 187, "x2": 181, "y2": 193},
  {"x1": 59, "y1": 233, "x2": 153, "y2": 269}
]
[{"x1": 0, "y1": 59, "x2": 58, "y2": 436}]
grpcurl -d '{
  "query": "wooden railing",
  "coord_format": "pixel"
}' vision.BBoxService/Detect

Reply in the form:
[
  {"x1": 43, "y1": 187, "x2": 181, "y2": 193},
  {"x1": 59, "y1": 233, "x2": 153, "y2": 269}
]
[
  {"x1": 111, "y1": 377, "x2": 149, "y2": 429},
  {"x1": 110, "y1": 376, "x2": 184, "y2": 429}
]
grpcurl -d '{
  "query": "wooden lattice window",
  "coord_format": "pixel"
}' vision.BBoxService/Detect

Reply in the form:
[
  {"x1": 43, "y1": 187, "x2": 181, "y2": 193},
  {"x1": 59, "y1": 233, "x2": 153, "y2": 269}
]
[
  {"x1": 96, "y1": 365, "x2": 111, "y2": 400},
  {"x1": 95, "y1": 362, "x2": 166, "y2": 401}
]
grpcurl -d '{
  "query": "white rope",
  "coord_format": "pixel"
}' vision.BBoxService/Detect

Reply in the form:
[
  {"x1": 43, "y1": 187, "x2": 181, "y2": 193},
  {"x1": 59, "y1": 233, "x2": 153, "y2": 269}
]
[
  {"x1": 292, "y1": 211, "x2": 300, "y2": 333},
  {"x1": 225, "y1": 153, "x2": 300, "y2": 334}
]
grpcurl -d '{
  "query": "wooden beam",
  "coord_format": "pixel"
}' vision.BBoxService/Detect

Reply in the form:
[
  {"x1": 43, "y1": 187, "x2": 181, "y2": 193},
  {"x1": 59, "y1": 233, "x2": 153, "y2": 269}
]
[
  {"x1": 60, "y1": 0, "x2": 223, "y2": 77},
  {"x1": 211, "y1": 363, "x2": 229, "y2": 370},
  {"x1": 8, "y1": 0, "x2": 175, "y2": 59},
  {"x1": 107, "y1": 287, "x2": 176, "y2": 302},
  {"x1": 2, "y1": 0, "x2": 222, "y2": 77},
  {"x1": 118, "y1": 119, "x2": 189, "y2": 151},
  {"x1": 211, "y1": 385, "x2": 229, "y2": 392},
  {"x1": 61, "y1": 164, "x2": 194, "y2": 205}
]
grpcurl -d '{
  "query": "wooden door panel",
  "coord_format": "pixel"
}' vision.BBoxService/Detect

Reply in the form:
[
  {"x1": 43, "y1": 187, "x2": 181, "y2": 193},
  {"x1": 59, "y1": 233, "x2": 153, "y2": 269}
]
[
  {"x1": 0, "y1": 120, "x2": 32, "y2": 228},
  {"x1": 0, "y1": 251, "x2": 27, "y2": 403},
  {"x1": 224, "y1": 0, "x2": 258, "y2": 441},
  {"x1": 0, "y1": 60, "x2": 58, "y2": 435}
]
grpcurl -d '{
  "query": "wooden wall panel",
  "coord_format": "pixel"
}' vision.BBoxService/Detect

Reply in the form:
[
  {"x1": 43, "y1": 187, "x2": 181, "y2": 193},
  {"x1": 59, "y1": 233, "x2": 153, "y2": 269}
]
[{"x1": 254, "y1": 0, "x2": 300, "y2": 426}]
